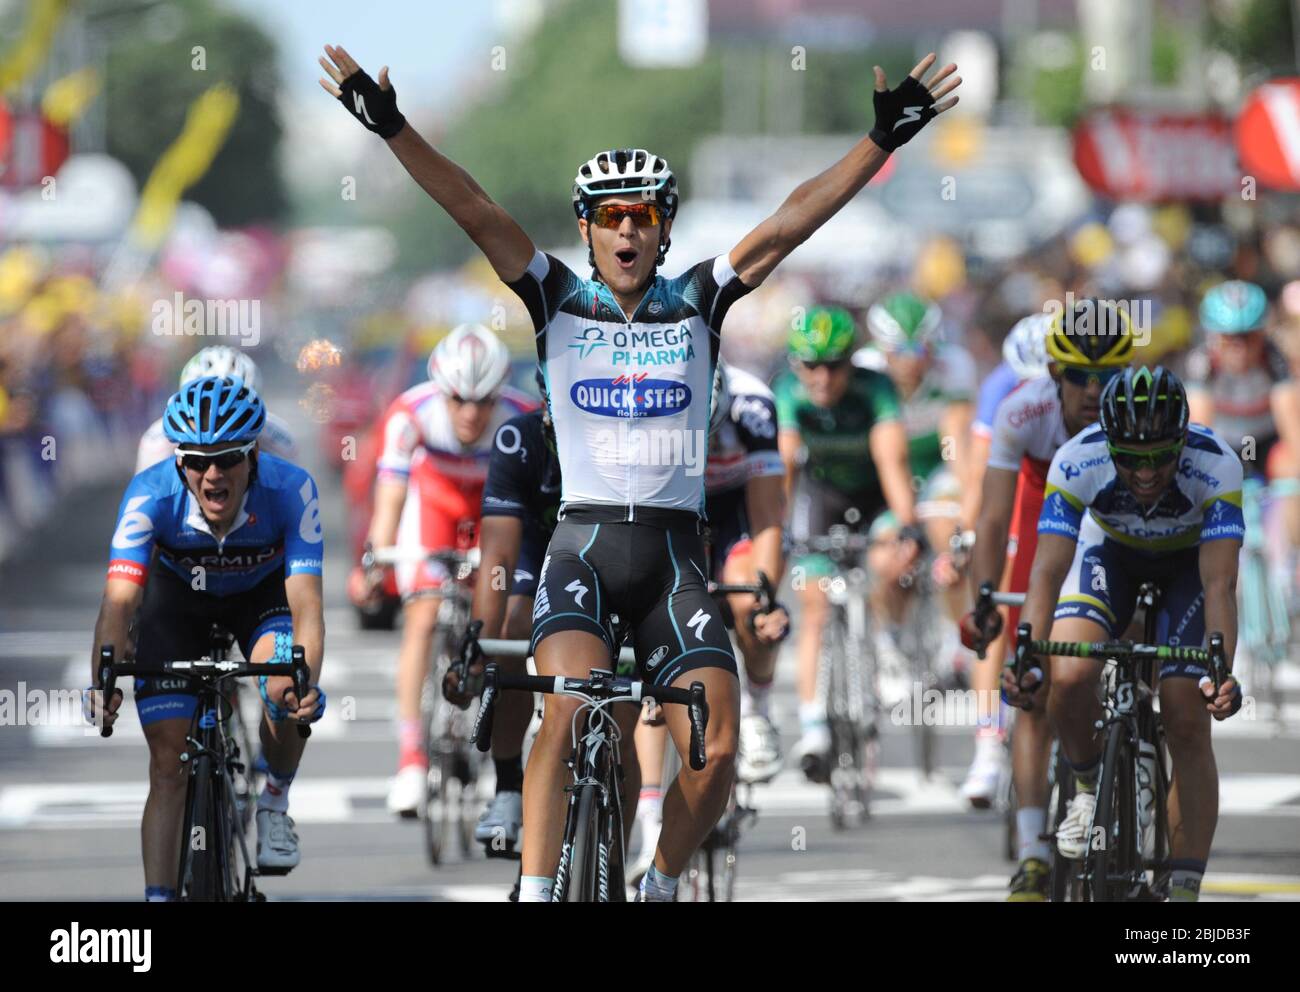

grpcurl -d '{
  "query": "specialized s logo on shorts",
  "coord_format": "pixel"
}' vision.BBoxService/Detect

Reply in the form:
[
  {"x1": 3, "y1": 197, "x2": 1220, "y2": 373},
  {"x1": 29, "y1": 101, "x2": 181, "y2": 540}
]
[
  {"x1": 565, "y1": 578, "x2": 589, "y2": 608},
  {"x1": 687, "y1": 609, "x2": 710, "y2": 641}
]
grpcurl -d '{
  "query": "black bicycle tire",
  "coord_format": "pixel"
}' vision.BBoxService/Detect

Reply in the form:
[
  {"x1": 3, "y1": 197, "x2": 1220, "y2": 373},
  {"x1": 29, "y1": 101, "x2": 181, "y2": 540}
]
[
  {"x1": 185, "y1": 752, "x2": 219, "y2": 902},
  {"x1": 564, "y1": 783, "x2": 601, "y2": 902},
  {"x1": 1092, "y1": 722, "x2": 1138, "y2": 902}
]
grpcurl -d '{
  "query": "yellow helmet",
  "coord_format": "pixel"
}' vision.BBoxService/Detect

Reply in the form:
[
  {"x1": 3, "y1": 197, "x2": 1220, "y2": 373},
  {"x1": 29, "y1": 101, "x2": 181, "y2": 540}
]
[{"x1": 1046, "y1": 298, "x2": 1135, "y2": 368}]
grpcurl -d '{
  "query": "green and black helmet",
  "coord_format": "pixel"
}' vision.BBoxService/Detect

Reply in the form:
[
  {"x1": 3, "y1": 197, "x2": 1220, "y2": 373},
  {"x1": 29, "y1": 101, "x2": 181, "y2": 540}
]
[
  {"x1": 1099, "y1": 365, "x2": 1189, "y2": 446},
  {"x1": 789, "y1": 305, "x2": 857, "y2": 363}
]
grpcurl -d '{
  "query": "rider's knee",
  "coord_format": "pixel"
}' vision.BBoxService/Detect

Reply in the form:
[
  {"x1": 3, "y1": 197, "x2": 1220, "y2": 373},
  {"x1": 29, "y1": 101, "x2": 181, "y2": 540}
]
[
  {"x1": 1160, "y1": 702, "x2": 1210, "y2": 754},
  {"x1": 147, "y1": 740, "x2": 188, "y2": 792}
]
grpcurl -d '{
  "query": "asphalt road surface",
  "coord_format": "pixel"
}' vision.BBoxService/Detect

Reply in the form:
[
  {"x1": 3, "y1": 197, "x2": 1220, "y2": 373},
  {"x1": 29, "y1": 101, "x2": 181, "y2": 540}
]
[{"x1": 2, "y1": 393, "x2": 1298, "y2": 902}]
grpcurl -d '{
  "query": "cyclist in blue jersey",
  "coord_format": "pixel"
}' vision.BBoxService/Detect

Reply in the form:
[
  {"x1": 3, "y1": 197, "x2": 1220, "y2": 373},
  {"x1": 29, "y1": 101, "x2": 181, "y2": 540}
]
[
  {"x1": 1009, "y1": 366, "x2": 1244, "y2": 902},
  {"x1": 87, "y1": 376, "x2": 326, "y2": 901},
  {"x1": 321, "y1": 42, "x2": 960, "y2": 902}
]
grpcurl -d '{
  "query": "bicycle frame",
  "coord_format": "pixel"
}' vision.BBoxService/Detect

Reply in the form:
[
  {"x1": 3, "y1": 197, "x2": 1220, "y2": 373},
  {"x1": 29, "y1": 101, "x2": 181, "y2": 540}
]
[{"x1": 97, "y1": 634, "x2": 311, "y2": 902}]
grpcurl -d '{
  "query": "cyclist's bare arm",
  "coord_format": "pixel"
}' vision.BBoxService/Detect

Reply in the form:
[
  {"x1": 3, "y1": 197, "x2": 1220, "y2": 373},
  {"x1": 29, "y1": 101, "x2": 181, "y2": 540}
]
[
  {"x1": 868, "y1": 420, "x2": 918, "y2": 528},
  {"x1": 778, "y1": 429, "x2": 802, "y2": 506},
  {"x1": 473, "y1": 515, "x2": 524, "y2": 644},
  {"x1": 744, "y1": 473, "x2": 787, "y2": 586},
  {"x1": 962, "y1": 430, "x2": 992, "y2": 540},
  {"x1": 319, "y1": 45, "x2": 534, "y2": 282},
  {"x1": 940, "y1": 400, "x2": 975, "y2": 527},
  {"x1": 727, "y1": 55, "x2": 959, "y2": 288},
  {"x1": 967, "y1": 465, "x2": 1018, "y2": 601},
  {"x1": 1268, "y1": 382, "x2": 1300, "y2": 466},
  {"x1": 366, "y1": 478, "x2": 407, "y2": 552},
  {"x1": 1199, "y1": 538, "x2": 1240, "y2": 669},
  {"x1": 91, "y1": 578, "x2": 143, "y2": 682},
  {"x1": 285, "y1": 573, "x2": 326, "y2": 685},
  {"x1": 1018, "y1": 532, "x2": 1076, "y2": 650}
]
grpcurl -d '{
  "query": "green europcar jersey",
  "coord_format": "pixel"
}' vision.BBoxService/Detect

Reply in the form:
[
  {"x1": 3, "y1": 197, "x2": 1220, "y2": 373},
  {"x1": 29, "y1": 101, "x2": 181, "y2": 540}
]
[
  {"x1": 853, "y1": 343, "x2": 976, "y2": 480},
  {"x1": 772, "y1": 366, "x2": 902, "y2": 493}
]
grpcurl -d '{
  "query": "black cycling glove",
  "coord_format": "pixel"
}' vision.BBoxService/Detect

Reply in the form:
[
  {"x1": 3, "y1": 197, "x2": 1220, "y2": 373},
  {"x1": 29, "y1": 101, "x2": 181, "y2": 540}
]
[
  {"x1": 869, "y1": 75, "x2": 938, "y2": 152},
  {"x1": 337, "y1": 69, "x2": 406, "y2": 139}
]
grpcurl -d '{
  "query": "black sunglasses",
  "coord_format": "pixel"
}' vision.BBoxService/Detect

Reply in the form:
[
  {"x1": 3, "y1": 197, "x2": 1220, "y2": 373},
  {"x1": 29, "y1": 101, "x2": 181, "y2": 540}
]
[{"x1": 176, "y1": 442, "x2": 255, "y2": 473}]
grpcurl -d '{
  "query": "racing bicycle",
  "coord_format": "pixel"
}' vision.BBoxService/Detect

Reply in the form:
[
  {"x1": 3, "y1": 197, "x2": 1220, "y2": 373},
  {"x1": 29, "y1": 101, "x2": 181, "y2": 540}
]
[{"x1": 96, "y1": 626, "x2": 312, "y2": 902}]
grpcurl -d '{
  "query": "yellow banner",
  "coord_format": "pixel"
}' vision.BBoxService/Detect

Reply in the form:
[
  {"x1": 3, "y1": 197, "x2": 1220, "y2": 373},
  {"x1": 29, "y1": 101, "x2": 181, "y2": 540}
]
[
  {"x1": 41, "y1": 66, "x2": 100, "y2": 127},
  {"x1": 0, "y1": 0, "x2": 71, "y2": 95},
  {"x1": 130, "y1": 84, "x2": 240, "y2": 247}
]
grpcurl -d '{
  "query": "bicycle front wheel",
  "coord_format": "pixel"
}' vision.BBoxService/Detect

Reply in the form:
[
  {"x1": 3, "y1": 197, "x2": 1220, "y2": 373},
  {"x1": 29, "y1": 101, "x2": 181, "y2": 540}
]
[
  {"x1": 1092, "y1": 723, "x2": 1139, "y2": 902},
  {"x1": 563, "y1": 783, "x2": 601, "y2": 902},
  {"x1": 179, "y1": 753, "x2": 221, "y2": 902}
]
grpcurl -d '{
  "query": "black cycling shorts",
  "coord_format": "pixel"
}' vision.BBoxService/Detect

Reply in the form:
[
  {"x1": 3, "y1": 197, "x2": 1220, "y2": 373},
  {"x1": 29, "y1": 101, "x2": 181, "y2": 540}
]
[
  {"x1": 511, "y1": 525, "x2": 548, "y2": 599},
  {"x1": 132, "y1": 564, "x2": 293, "y2": 725},
  {"x1": 530, "y1": 508, "x2": 737, "y2": 687},
  {"x1": 704, "y1": 486, "x2": 750, "y2": 582},
  {"x1": 790, "y1": 474, "x2": 887, "y2": 544}
]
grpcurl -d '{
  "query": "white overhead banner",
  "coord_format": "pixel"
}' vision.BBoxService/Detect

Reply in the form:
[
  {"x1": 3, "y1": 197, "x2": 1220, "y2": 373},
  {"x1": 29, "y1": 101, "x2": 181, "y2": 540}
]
[{"x1": 619, "y1": 0, "x2": 707, "y2": 69}]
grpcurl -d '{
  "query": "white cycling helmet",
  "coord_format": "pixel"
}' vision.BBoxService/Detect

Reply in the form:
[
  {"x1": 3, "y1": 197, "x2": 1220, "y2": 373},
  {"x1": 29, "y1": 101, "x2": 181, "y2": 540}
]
[
  {"x1": 427, "y1": 324, "x2": 510, "y2": 401},
  {"x1": 180, "y1": 346, "x2": 261, "y2": 393},
  {"x1": 572, "y1": 148, "x2": 678, "y2": 220},
  {"x1": 709, "y1": 360, "x2": 733, "y2": 437},
  {"x1": 1002, "y1": 312, "x2": 1052, "y2": 381}
]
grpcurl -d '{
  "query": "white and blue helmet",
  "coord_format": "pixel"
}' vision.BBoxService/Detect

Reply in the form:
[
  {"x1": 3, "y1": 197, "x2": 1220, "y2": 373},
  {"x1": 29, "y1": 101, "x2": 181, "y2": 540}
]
[{"x1": 163, "y1": 376, "x2": 266, "y2": 445}]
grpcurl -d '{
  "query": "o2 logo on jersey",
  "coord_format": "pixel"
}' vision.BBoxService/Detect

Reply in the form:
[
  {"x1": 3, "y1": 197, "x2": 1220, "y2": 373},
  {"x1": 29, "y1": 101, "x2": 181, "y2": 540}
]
[
  {"x1": 298, "y1": 479, "x2": 323, "y2": 544},
  {"x1": 112, "y1": 496, "x2": 154, "y2": 549},
  {"x1": 570, "y1": 377, "x2": 691, "y2": 419}
]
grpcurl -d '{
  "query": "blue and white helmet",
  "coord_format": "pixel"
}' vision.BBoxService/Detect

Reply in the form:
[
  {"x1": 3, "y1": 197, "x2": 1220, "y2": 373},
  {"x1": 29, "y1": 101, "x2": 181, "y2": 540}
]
[
  {"x1": 1002, "y1": 313, "x2": 1052, "y2": 380},
  {"x1": 163, "y1": 376, "x2": 266, "y2": 445}
]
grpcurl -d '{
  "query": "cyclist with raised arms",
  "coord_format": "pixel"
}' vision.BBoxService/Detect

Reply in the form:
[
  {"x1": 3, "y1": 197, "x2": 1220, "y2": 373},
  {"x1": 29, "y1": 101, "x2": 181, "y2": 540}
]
[
  {"x1": 956, "y1": 312, "x2": 1051, "y2": 812},
  {"x1": 137, "y1": 346, "x2": 297, "y2": 472},
  {"x1": 959, "y1": 300, "x2": 1133, "y2": 900},
  {"x1": 772, "y1": 306, "x2": 921, "y2": 779},
  {"x1": 361, "y1": 324, "x2": 534, "y2": 816},
  {"x1": 88, "y1": 376, "x2": 326, "y2": 900},
  {"x1": 320, "y1": 41, "x2": 959, "y2": 900},
  {"x1": 1008, "y1": 366, "x2": 1244, "y2": 903}
]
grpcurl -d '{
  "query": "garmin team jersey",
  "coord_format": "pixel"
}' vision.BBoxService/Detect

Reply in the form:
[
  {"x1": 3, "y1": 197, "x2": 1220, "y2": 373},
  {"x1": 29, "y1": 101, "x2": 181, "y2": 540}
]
[
  {"x1": 706, "y1": 364, "x2": 784, "y2": 496},
  {"x1": 107, "y1": 453, "x2": 324, "y2": 595},
  {"x1": 506, "y1": 250, "x2": 752, "y2": 517},
  {"x1": 853, "y1": 343, "x2": 976, "y2": 479},
  {"x1": 772, "y1": 365, "x2": 901, "y2": 494},
  {"x1": 136, "y1": 410, "x2": 298, "y2": 474},
  {"x1": 1039, "y1": 423, "x2": 1244, "y2": 554}
]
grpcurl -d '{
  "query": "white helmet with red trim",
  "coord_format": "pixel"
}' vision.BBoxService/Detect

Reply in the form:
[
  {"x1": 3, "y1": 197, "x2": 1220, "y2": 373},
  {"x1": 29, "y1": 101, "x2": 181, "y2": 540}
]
[{"x1": 427, "y1": 324, "x2": 510, "y2": 401}]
